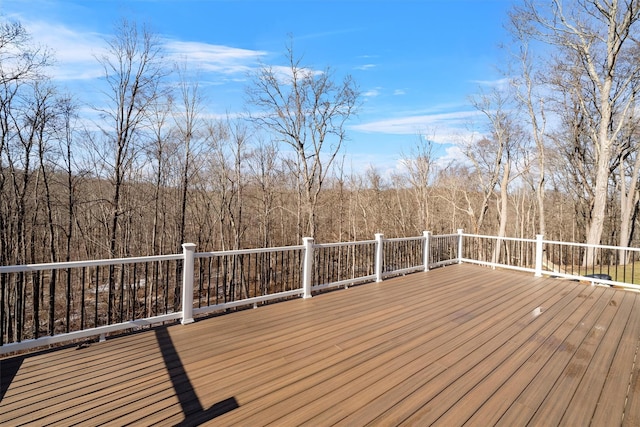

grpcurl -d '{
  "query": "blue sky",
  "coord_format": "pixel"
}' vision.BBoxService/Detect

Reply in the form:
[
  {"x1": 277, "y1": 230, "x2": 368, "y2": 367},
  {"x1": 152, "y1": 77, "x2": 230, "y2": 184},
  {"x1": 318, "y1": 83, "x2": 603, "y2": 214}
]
[{"x1": 2, "y1": 0, "x2": 515, "y2": 174}]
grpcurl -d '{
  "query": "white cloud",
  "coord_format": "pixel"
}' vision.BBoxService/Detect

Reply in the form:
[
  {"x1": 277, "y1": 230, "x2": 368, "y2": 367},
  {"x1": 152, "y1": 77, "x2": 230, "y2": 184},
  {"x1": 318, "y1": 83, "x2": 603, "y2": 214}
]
[
  {"x1": 18, "y1": 19, "x2": 268, "y2": 82},
  {"x1": 470, "y1": 77, "x2": 511, "y2": 90},
  {"x1": 363, "y1": 87, "x2": 382, "y2": 97},
  {"x1": 164, "y1": 40, "x2": 266, "y2": 75},
  {"x1": 355, "y1": 63, "x2": 376, "y2": 71},
  {"x1": 22, "y1": 19, "x2": 106, "y2": 81},
  {"x1": 435, "y1": 144, "x2": 466, "y2": 168},
  {"x1": 350, "y1": 110, "x2": 483, "y2": 144},
  {"x1": 393, "y1": 89, "x2": 406, "y2": 95}
]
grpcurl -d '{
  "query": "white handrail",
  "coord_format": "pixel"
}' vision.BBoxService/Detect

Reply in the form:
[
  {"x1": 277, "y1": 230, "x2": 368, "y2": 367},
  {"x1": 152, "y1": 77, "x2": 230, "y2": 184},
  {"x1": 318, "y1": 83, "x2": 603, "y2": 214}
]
[
  {"x1": 0, "y1": 253, "x2": 182, "y2": 273},
  {"x1": 543, "y1": 239, "x2": 640, "y2": 252},
  {"x1": 315, "y1": 240, "x2": 376, "y2": 248},
  {"x1": 195, "y1": 244, "x2": 304, "y2": 257},
  {"x1": 461, "y1": 233, "x2": 537, "y2": 243}
]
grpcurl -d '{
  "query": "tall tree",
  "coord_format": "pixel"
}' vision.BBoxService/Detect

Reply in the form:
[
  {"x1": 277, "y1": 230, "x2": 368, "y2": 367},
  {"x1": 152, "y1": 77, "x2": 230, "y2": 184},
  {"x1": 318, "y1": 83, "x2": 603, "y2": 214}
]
[
  {"x1": 173, "y1": 63, "x2": 204, "y2": 249},
  {"x1": 514, "y1": 0, "x2": 640, "y2": 264},
  {"x1": 95, "y1": 19, "x2": 165, "y2": 258},
  {"x1": 615, "y1": 94, "x2": 640, "y2": 262},
  {"x1": 508, "y1": 26, "x2": 549, "y2": 237},
  {"x1": 247, "y1": 139, "x2": 282, "y2": 248},
  {"x1": 400, "y1": 137, "x2": 436, "y2": 231},
  {"x1": 247, "y1": 41, "x2": 359, "y2": 239},
  {"x1": 147, "y1": 94, "x2": 175, "y2": 255}
]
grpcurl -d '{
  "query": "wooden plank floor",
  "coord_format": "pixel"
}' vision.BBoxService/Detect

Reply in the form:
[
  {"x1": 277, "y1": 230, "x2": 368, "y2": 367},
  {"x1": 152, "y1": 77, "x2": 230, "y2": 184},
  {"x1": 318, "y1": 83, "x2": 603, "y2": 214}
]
[{"x1": 2, "y1": 263, "x2": 640, "y2": 426}]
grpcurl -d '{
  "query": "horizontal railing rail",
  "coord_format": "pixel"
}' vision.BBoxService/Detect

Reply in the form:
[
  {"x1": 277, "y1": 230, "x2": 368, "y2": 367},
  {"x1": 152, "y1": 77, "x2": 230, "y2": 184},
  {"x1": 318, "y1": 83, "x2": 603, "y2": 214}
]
[{"x1": 4, "y1": 229, "x2": 640, "y2": 355}]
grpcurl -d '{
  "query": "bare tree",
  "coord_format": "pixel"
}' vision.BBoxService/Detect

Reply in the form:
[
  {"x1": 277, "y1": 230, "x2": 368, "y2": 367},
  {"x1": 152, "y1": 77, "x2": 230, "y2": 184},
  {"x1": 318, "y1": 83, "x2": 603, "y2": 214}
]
[
  {"x1": 508, "y1": 24, "x2": 549, "y2": 236},
  {"x1": 95, "y1": 19, "x2": 165, "y2": 258},
  {"x1": 173, "y1": 63, "x2": 205, "y2": 249},
  {"x1": 400, "y1": 136, "x2": 436, "y2": 231},
  {"x1": 56, "y1": 96, "x2": 81, "y2": 262},
  {"x1": 247, "y1": 138, "x2": 283, "y2": 248},
  {"x1": 514, "y1": 0, "x2": 640, "y2": 264},
  {"x1": 247, "y1": 41, "x2": 359, "y2": 239},
  {"x1": 92, "y1": 19, "x2": 166, "y2": 325},
  {"x1": 147, "y1": 94, "x2": 175, "y2": 255},
  {"x1": 0, "y1": 20, "x2": 52, "y2": 266},
  {"x1": 615, "y1": 94, "x2": 640, "y2": 262},
  {"x1": 461, "y1": 132, "x2": 503, "y2": 235}
]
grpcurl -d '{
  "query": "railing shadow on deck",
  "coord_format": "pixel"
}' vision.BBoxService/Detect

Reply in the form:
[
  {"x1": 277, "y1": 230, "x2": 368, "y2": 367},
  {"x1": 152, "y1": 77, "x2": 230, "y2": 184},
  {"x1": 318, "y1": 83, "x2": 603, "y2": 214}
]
[
  {"x1": 155, "y1": 326, "x2": 239, "y2": 426},
  {"x1": 0, "y1": 355, "x2": 21, "y2": 402}
]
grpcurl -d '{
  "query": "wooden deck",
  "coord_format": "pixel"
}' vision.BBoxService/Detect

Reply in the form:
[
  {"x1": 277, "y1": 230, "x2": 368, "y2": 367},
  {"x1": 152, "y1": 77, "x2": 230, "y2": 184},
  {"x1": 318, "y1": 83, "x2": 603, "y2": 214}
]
[{"x1": 2, "y1": 263, "x2": 640, "y2": 426}]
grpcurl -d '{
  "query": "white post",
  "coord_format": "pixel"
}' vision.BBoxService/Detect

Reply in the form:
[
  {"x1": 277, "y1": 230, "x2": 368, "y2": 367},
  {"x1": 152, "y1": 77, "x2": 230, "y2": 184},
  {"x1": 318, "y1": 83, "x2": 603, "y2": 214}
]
[
  {"x1": 181, "y1": 243, "x2": 196, "y2": 325},
  {"x1": 375, "y1": 233, "x2": 384, "y2": 282},
  {"x1": 535, "y1": 234, "x2": 544, "y2": 277},
  {"x1": 457, "y1": 229, "x2": 464, "y2": 264},
  {"x1": 302, "y1": 237, "x2": 314, "y2": 299},
  {"x1": 423, "y1": 230, "x2": 431, "y2": 272}
]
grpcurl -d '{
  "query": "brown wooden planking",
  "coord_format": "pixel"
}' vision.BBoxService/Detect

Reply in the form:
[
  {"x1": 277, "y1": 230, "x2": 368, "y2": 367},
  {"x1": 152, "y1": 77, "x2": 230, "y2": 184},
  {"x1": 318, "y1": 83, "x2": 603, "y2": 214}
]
[
  {"x1": 459, "y1": 285, "x2": 608, "y2": 426},
  {"x1": 296, "y1": 276, "x2": 580, "y2": 425},
  {"x1": 3, "y1": 278, "x2": 416, "y2": 394},
  {"x1": 5, "y1": 268, "x2": 462, "y2": 424},
  {"x1": 623, "y1": 360, "x2": 640, "y2": 427},
  {"x1": 374, "y1": 279, "x2": 597, "y2": 426},
  {"x1": 420, "y1": 283, "x2": 610, "y2": 426},
  {"x1": 559, "y1": 290, "x2": 637, "y2": 425},
  {"x1": 1, "y1": 264, "x2": 640, "y2": 426},
  {"x1": 194, "y1": 278, "x2": 504, "y2": 424},
  {"x1": 58, "y1": 268, "x2": 510, "y2": 424},
  {"x1": 0, "y1": 268, "x2": 604, "y2": 424},
  {"x1": 492, "y1": 287, "x2": 616, "y2": 426},
  {"x1": 493, "y1": 289, "x2": 630, "y2": 426},
  {"x1": 273, "y1": 274, "x2": 565, "y2": 426},
  {"x1": 0, "y1": 268, "x2": 592, "y2": 424},
  {"x1": 350, "y1": 278, "x2": 587, "y2": 426},
  {"x1": 522, "y1": 288, "x2": 625, "y2": 426},
  {"x1": 6, "y1": 270, "x2": 460, "y2": 424},
  {"x1": 82, "y1": 272, "x2": 480, "y2": 426},
  {"x1": 592, "y1": 292, "x2": 640, "y2": 426},
  {"x1": 210, "y1": 268, "x2": 544, "y2": 421}
]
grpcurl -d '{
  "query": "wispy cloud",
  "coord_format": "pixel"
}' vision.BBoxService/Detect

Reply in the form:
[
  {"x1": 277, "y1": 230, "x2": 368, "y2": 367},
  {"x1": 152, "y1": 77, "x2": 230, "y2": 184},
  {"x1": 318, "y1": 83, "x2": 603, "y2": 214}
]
[
  {"x1": 362, "y1": 87, "x2": 382, "y2": 97},
  {"x1": 164, "y1": 40, "x2": 266, "y2": 75},
  {"x1": 393, "y1": 89, "x2": 406, "y2": 96},
  {"x1": 470, "y1": 77, "x2": 511, "y2": 90},
  {"x1": 350, "y1": 109, "x2": 483, "y2": 144},
  {"x1": 22, "y1": 19, "x2": 106, "y2": 81},
  {"x1": 355, "y1": 63, "x2": 376, "y2": 71},
  {"x1": 18, "y1": 18, "x2": 269, "y2": 82}
]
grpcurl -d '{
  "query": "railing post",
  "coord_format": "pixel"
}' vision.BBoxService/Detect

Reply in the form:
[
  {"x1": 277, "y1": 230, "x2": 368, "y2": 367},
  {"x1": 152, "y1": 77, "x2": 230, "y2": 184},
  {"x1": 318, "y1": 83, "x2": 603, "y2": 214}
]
[
  {"x1": 423, "y1": 231, "x2": 431, "y2": 272},
  {"x1": 375, "y1": 233, "x2": 384, "y2": 282},
  {"x1": 302, "y1": 237, "x2": 314, "y2": 299},
  {"x1": 181, "y1": 243, "x2": 196, "y2": 325},
  {"x1": 535, "y1": 234, "x2": 544, "y2": 277},
  {"x1": 457, "y1": 229, "x2": 464, "y2": 264}
]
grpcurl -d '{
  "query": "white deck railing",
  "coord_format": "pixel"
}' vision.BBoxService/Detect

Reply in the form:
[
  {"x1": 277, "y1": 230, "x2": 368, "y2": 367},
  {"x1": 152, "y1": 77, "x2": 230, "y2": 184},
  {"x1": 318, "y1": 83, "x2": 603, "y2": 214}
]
[{"x1": 3, "y1": 230, "x2": 639, "y2": 354}]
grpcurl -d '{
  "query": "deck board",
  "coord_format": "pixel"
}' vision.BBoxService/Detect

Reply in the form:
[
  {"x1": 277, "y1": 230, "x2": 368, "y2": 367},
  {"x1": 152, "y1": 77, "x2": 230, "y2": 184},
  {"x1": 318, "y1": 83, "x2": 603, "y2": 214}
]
[{"x1": 2, "y1": 264, "x2": 640, "y2": 426}]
